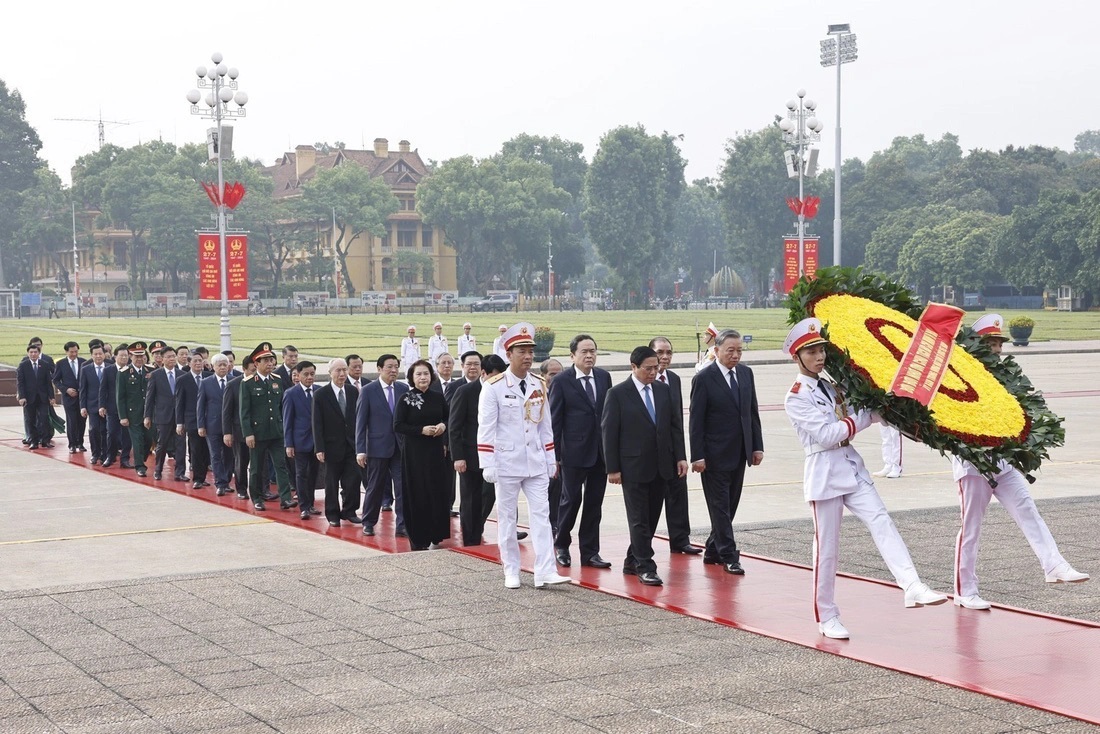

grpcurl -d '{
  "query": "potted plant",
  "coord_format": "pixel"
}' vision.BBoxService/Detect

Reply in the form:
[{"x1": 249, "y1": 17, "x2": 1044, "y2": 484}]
[
  {"x1": 1008, "y1": 316, "x2": 1034, "y2": 346},
  {"x1": 533, "y1": 325, "x2": 555, "y2": 361}
]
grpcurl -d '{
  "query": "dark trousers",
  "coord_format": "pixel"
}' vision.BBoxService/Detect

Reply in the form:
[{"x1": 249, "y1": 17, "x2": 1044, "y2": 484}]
[
  {"x1": 249, "y1": 438, "x2": 292, "y2": 503},
  {"x1": 186, "y1": 429, "x2": 209, "y2": 482},
  {"x1": 547, "y1": 472, "x2": 562, "y2": 534},
  {"x1": 701, "y1": 464, "x2": 747, "y2": 563},
  {"x1": 105, "y1": 413, "x2": 131, "y2": 463},
  {"x1": 63, "y1": 402, "x2": 86, "y2": 449},
  {"x1": 293, "y1": 450, "x2": 319, "y2": 510},
  {"x1": 459, "y1": 468, "x2": 486, "y2": 546},
  {"x1": 23, "y1": 401, "x2": 48, "y2": 445},
  {"x1": 126, "y1": 421, "x2": 150, "y2": 469},
  {"x1": 362, "y1": 454, "x2": 403, "y2": 527},
  {"x1": 623, "y1": 477, "x2": 667, "y2": 575},
  {"x1": 664, "y1": 475, "x2": 693, "y2": 548},
  {"x1": 87, "y1": 411, "x2": 107, "y2": 460},
  {"x1": 480, "y1": 481, "x2": 497, "y2": 523},
  {"x1": 206, "y1": 433, "x2": 233, "y2": 488},
  {"x1": 324, "y1": 455, "x2": 361, "y2": 522},
  {"x1": 232, "y1": 436, "x2": 250, "y2": 492},
  {"x1": 555, "y1": 461, "x2": 608, "y2": 559},
  {"x1": 153, "y1": 424, "x2": 181, "y2": 477}
]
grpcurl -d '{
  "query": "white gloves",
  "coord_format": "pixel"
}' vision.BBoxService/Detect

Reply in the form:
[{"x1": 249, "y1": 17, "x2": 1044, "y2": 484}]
[{"x1": 482, "y1": 468, "x2": 497, "y2": 484}]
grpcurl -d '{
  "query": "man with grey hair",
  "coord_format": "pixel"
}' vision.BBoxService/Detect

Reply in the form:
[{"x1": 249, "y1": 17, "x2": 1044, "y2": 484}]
[
  {"x1": 689, "y1": 328, "x2": 764, "y2": 575},
  {"x1": 315, "y1": 358, "x2": 361, "y2": 527},
  {"x1": 197, "y1": 353, "x2": 234, "y2": 495},
  {"x1": 650, "y1": 336, "x2": 700, "y2": 554}
]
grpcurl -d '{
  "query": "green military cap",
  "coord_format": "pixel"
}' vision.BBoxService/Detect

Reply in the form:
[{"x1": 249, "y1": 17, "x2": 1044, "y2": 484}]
[
  {"x1": 250, "y1": 342, "x2": 276, "y2": 362},
  {"x1": 128, "y1": 341, "x2": 148, "y2": 356},
  {"x1": 149, "y1": 340, "x2": 167, "y2": 354}
]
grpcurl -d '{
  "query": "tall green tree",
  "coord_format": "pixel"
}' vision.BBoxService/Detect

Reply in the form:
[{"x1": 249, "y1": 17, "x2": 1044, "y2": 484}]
[
  {"x1": 296, "y1": 163, "x2": 399, "y2": 297},
  {"x1": 897, "y1": 210, "x2": 1006, "y2": 301},
  {"x1": 864, "y1": 204, "x2": 960, "y2": 276},
  {"x1": 0, "y1": 79, "x2": 44, "y2": 285},
  {"x1": 670, "y1": 180, "x2": 727, "y2": 297},
  {"x1": 10, "y1": 168, "x2": 70, "y2": 289},
  {"x1": 583, "y1": 125, "x2": 685, "y2": 304},
  {"x1": 996, "y1": 190, "x2": 1091, "y2": 294}
]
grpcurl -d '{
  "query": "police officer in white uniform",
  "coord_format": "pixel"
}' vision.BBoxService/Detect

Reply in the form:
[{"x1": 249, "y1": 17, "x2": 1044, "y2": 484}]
[
  {"x1": 400, "y1": 326, "x2": 420, "y2": 372},
  {"x1": 951, "y1": 314, "x2": 1088, "y2": 610},
  {"x1": 694, "y1": 322, "x2": 719, "y2": 373},
  {"x1": 428, "y1": 322, "x2": 449, "y2": 364},
  {"x1": 873, "y1": 425, "x2": 904, "y2": 478},
  {"x1": 477, "y1": 322, "x2": 570, "y2": 589},
  {"x1": 783, "y1": 318, "x2": 947, "y2": 640},
  {"x1": 457, "y1": 323, "x2": 476, "y2": 357},
  {"x1": 492, "y1": 324, "x2": 508, "y2": 360}
]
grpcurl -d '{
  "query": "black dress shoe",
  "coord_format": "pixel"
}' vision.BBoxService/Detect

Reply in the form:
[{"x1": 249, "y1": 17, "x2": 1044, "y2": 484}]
[
  {"x1": 516, "y1": 531, "x2": 528, "y2": 541},
  {"x1": 395, "y1": 526, "x2": 408, "y2": 537},
  {"x1": 702, "y1": 555, "x2": 723, "y2": 565},
  {"x1": 136, "y1": 468, "x2": 147, "y2": 477},
  {"x1": 153, "y1": 472, "x2": 162, "y2": 480},
  {"x1": 175, "y1": 475, "x2": 188, "y2": 482},
  {"x1": 216, "y1": 487, "x2": 228, "y2": 496},
  {"x1": 723, "y1": 562, "x2": 745, "y2": 575},
  {"x1": 299, "y1": 510, "x2": 311, "y2": 520},
  {"x1": 582, "y1": 555, "x2": 612, "y2": 569},
  {"x1": 623, "y1": 563, "x2": 637, "y2": 576},
  {"x1": 120, "y1": 462, "x2": 134, "y2": 469},
  {"x1": 200, "y1": 481, "x2": 211, "y2": 487},
  {"x1": 102, "y1": 460, "x2": 114, "y2": 468},
  {"x1": 555, "y1": 549, "x2": 572, "y2": 567},
  {"x1": 305, "y1": 508, "x2": 321, "y2": 516},
  {"x1": 43, "y1": 442, "x2": 55, "y2": 448},
  {"x1": 280, "y1": 500, "x2": 298, "y2": 510},
  {"x1": 670, "y1": 545, "x2": 703, "y2": 555},
  {"x1": 28, "y1": 443, "x2": 39, "y2": 450},
  {"x1": 328, "y1": 519, "x2": 341, "y2": 527},
  {"x1": 638, "y1": 571, "x2": 663, "y2": 586},
  {"x1": 449, "y1": 510, "x2": 460, "y2": 517},
  {"x1": 362, "y1": 524, "x2": 375, "y2": 536},
  {"x1": 262, "y1": 492, "x2": 278, "y2": 502},
  {"x1": 381, "y1": 503, "x2": 393, "y2": 512},
  {"x1": 253, "y1": 502, "x2": 266, "y2": 511},
  {"x1": 343, "y1": 515, "x2": 363, "y2": 524},
  {"x1": 236, "y1": 491, "x2": 249, "y2": 500},
  {"x1": 91, "y1": 458, "x2": 100, "y2": 466},
  {"x1": 191, "y1": 481, "x2": 204, "y2": 489},
  {"x1": 69, "y1": 448, "x2": 77, "y2": 454}
]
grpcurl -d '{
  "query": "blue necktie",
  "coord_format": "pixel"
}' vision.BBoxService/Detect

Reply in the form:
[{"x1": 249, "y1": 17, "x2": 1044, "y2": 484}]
[
  {"x1": 168, "y1": 370, "x2": 176, "y2": 394},
  {"x1": 643, "y1": 385, "x2": 656, "y2": 423}
]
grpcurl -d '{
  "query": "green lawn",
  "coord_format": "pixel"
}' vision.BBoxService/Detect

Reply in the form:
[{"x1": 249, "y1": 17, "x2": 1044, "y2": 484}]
[{"x1": 3, "y1": 308, "x2": 1097, "y2": 367}]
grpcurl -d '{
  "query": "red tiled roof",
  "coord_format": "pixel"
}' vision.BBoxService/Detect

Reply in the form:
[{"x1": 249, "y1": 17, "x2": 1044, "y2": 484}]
[{"x1": 263, "y1": 145, "x2": 430, "y2": 200}]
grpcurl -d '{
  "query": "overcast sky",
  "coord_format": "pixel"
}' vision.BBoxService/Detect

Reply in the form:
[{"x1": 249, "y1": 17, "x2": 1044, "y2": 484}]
[{"x1": 4, "y1": 1, "x2": 1097, "y2": 187}]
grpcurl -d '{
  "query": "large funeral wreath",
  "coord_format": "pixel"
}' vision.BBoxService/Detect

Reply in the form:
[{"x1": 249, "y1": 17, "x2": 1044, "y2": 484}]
[{"x1": 784, "y1": 267, "x2": 1064, "y2": 481}]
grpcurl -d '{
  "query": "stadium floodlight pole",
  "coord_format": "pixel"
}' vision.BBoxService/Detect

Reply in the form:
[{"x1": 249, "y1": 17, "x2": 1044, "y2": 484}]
[
  {"x1": 820, "y1": 24, "x2": 858, "y2": 267},
  {"x1": 186, "y1": 52, "x2": 248, "y2": 351},
  {"x1": 779, "y1": 90, "x2": 822, "y2": 277}
]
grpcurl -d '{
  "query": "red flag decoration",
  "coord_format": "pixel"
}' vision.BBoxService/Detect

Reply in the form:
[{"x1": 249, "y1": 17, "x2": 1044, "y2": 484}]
[
  {"x1": 888, "y1": 303, "x2": 966, "y2": 406},
  {"x1": 782, "y1": 237, "x2": 819, "y2": 293},
  {"x1": 201, "y1": 182, "x2": 221, "y2": 207},
  {"x1": 786, "y1": 197, "x2": 802, "y2": 216},
  {"x1": 785, "y1": 196, "x2": 822, "y2": 219},
  {"x1": 199, "y1": 181, "x2": 247, "y2": 209},
  {"x1": 197, "y1": 233, "x2": 249, "y2": 301}
]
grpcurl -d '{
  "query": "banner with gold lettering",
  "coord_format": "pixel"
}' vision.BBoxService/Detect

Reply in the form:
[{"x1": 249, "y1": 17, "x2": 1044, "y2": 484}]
[
  {"x1": 888, "y1": 302, "x2": 965, "y2": 406},
  {"x1": 198, "y1": 233, "x2": 249, "y2": 301},
  {"x1": 782, "y1": 237, "x2": 819, "y2": 293}
]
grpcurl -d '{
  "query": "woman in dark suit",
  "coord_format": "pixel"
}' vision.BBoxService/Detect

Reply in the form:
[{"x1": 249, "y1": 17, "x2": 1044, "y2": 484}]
[{"x1": 394, "y1": 360, "x2": 450, "y2": 550}]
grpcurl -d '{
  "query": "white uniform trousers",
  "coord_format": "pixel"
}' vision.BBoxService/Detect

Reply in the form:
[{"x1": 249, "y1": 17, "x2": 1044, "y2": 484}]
[
  {"x1": 811, "y1": 483, "x2": 919, "y2": 622},
  {"x1": 954, "y1": 472, "x2": 1066, "y2": 596},
  {"x1": 880, "y1": 424, "x2": 902, "y2": 472},
  {"x1": 496, "y1": 474, "x2": 556, "y2": 580}
]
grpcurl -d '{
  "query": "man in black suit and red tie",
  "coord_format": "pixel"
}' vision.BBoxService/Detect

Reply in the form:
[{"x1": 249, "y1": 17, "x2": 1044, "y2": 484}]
[
  {"x1": 16, "y1": 341, "x2": 55, "y2": 450},
  {"x1": 549, "y1": 334, "x2": 614, "y2": 570},
  {"x1": 602, "y1": 346, "x2": 689, "y2": 587},
  {"x1": 313, "y1": 358, "x2": 361, "y2": 528},
  {"x1": 689, "y1": 328, "x2": 764, "y2": 575},
  {"x1": 54, "y1": 340, "x2": 87, "y2": 453}
]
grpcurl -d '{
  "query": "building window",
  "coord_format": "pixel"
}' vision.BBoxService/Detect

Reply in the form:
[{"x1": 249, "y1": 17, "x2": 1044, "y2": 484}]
[
  {"x1": 400, "y1": 197, "x2": 416, "y2": 211},
  {"x1": 397, "y1": 225, "x2": 417, "y2": 249},
  {"x1": 115, "y1": 285, "x2": 131, "y2": 300},
  {"x1": 421, "y1": 227, "x2": 433, "y2": 250},
  {"x1": 395, "y1": 162, "x2": 409, "y2": 173}
]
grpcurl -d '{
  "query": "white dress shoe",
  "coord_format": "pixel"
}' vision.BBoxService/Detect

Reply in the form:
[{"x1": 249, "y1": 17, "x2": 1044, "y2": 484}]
[
  {"x1": 504, "y1": 575, "x2": 521, "y2": 589},
  {"x1": 885, "y1": 467, "x2": 902, "y2": 479},
  {"x1": 819, "y1": 616, "x2": 850, "y2": 639},
  {"x1": 871, "y1": 467, "x2": 890, "y2": 477},
  {"x1": 904, "y1": 582, "x2": 948, "y2": 608},
  {"x1": 533, "y1": 573, "x2": 571, "y2": 588},
  {"x1": 1045, "y1": 564, "x2": 1090, "y2": 583},
  {"x1": 954, "y1": 594, "x2": 991, "y2": 610}
]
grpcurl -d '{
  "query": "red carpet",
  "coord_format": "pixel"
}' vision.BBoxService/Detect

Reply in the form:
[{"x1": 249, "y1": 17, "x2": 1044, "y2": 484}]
[{"x1": 16, "y1": 440, "x2": 1100, "y2": 726}]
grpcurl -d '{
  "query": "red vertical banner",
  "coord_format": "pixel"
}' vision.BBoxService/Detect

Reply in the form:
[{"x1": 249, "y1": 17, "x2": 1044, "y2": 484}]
[
  {"x1": 804, "y1": 237, "x2": 819, "y2": 276},
  {"x1": 198, "y1": 233, "x2": 220, "y2": 300},
  {"x1": 226, "y1": 234, "x2": 248, "y2": 301},
  {"x1": 783, "y1": 237, "x2": 821, "y2": 293}
]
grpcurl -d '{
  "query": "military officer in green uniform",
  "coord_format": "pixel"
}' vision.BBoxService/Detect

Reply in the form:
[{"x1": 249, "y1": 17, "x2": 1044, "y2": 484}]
[
  {"x1": 240, "y1": 342, "x2": 297, "y2": 512},
  {"x1": 116, "y1": 341, "x2": 155, "y2": 477}
]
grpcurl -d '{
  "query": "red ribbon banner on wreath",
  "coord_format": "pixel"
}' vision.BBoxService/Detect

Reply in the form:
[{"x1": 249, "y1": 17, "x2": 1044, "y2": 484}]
[{"x1": 888, "y1": 302, "x2": 966, "y2": 406}]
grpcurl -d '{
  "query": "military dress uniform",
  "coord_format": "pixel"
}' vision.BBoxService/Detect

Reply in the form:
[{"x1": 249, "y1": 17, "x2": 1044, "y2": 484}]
[
  {"x1": 239, "y1": 343, "x2": 295, "y2": 509},
  {"x1": 116, "y1": 342, "x2": 154, "y2": 475},
  {"x1": 428, "y1": 324, "x2": 449, "y2": 363},
  {"x1": 693, "y1": 322, "x2": 719, "y2": 373},
  {"x1": 782, "y1": 318, "x2": 945, "y2": 638},
  {"x1": 477, "y1": 323, "x2": 566, "y2": 588},
  {"x1": 400, "y1": 328, "x2": 421, "y2": 371}
]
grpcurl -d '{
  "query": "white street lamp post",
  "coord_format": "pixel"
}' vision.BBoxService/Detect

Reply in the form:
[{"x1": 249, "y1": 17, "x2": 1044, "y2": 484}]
[
  {"x1": 820, "y1": 25, "x2": 858, "y2": 267},
  {"x1": 186, "y1": 52, "x2": 248, "y2": 352},
  {"x1": 779, "y1": 90, "x2": 822, "y2": 277}
]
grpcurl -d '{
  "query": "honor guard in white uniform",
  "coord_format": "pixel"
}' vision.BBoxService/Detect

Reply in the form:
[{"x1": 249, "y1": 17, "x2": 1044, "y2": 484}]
[
  {"x1": 694, "y1": 322, "x2": 719, "y2": 373},
  {"x1": 950, "y1": 314, "x2": 1088, "y2": 610},
  {"x1": 400, "y1": 326, "x2": 421, "y2": 372},
  {"x1": 492, "y1": 324, "x2": 509, "y2": 360},
  {"x1": 457, "y1": 323, "x2": 476, "y2": 356},
  {"x1": 428, "y1": 322, "x2": 449, "y2": 363},
  {"x1": 873, "y1": 424, "x2": 904, "y2": 478},
  {"x1": 783, "y1": 318, "x2": 947, "y2": 640},
  {"x1": 477, "y1": 322, "x2": 570, "y2": 589}
]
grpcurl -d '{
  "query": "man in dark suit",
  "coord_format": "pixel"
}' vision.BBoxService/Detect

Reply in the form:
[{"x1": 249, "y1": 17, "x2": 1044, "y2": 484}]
[
  {"x1": 222, "y1": 355, "x2": 257, "y2": 499},
  {"x1": 689, "y1": 328, "x2": 764, "y2": 575},
  {"x1": 54, "y1": 340, "x2": 87, "y2": 452},
  {"x1": 549, "y1": 334, "x2": 614, "y2": 569},
  {"x1": 175, "y1": 352, "x2": 210, "y2": 488},
  {"x1": 356, "y1": 353, "x2": 408, "y2": 536},
  {"x1": 78, "y1": 340, "x2": 109, "y2": 464},
  {"x1": 145, "y1": 346, "x2": 185, "y2": 481},
  {"x1": 651, "y1": 336, "x2": 701, "y2": 554},
  {"x1": 603, "y1": 346, "x2": 688, "y2": 586},
  {"x1": 99, "y1": 344, "x2": 133, "y2": 468},
  {"x1": 284, "y1": 360, "x2": 321, "y2": 519},
  {"x1": 197, "y1": 354, "x2": 234, "y2": 495},
  {"x1": 345, "y1": 354, "x2": 369, "y2": 392},
  {"x1": 448, "y1": 351, "x2": 486, "y2": 545},
  {"x1": 273, "y1": 345, "x2": 298, "y2": 389},
  {"x1": 16, "y1": 341, "x2": 55, "y2": 449},
  {"x1": 314, "y1": 358, "x2": 362, "y2": 528}
]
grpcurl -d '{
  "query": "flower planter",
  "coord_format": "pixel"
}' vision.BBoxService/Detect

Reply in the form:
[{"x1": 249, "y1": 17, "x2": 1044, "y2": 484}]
[{"x1": 1009, "y1": 326, "x2": 1032, "y2": 346}]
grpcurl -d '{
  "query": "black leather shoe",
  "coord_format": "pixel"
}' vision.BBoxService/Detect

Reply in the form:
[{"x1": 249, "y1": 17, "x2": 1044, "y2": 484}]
[
  {"x1": 91, "y1": 458, "x2": 100, "y2": 466},
  {"x1": 153, "y1": 472, "x2": 162, "y2": 480},
  {"x1": 582, "y1": 555, "x2": 612, "y2": 569},
  {"x1": 102, "y1": 460, "x2": 114, "y2": 468},
  {"x1": 381, "y1": 503, "x2": 393, "y2": 512},
  {"x1": 395, "y1": 526, "x2": 408, "y2": 537},
  {"x1": 555, "y1": 548, "x2": 572, "y2": 567},
  {"x1": 702, "y1": 555, "x2": 723, "y2": 565},
  {"x1": 305, "y1": 508, "x2": 321, "y2": 516},
  {"x1": 362, "y1": 524, "x2": 375, "y2": 536},
  {"x1": 136, "y1": 468, "x2": 147, "y2": 477},
  {"x1": 670, "y1": 545, "x2": 703, "y2": 555},
  {"x1": 723, "y1": 562, "x2": 745, "y2": 575},
  {"x1": 191, "y1": 481, "x2": 204, "y2": 489},
  {"x1": 28, "y1": 443, "x2": 39, "y2": 450},
  {"x1": 253, "y1": 502, "x2": 266, "y2": 511},
  {"x1": 216, "y1": 487, "x2": 228, "y2": 496},
  {"x1": 516, "y1": 531, "x2": 528, "y2": 541},
  {"x1": 623, "y1": 563, "x2": 637, "y2": 576},
  {"x1": 236, "y1": 491, "x2": 248, "y2": 500},
  {"x1": 638, "y1": 571, "x2": 663, "y2": 586},
  {"x1": 280, "y1": 500, "x2": 298, "y2": 510},
  {"x1": 343, "y1": 515, "x2": 363, "y2": 524},
  {"x1": 449, "y1": 510, "x2": 460, "y2": 517},
  {"x1": 120, "y1": 462, "x2": 134, "y2": 469},
  {"x1": 328, "y1": 519, "x2": 341, "y2": 527},
  {"x1": 299, "y1": 510, "x2": 311, "y2": 520},
  {"x1": 175, "y1": 475, "x2": 187, "y2": 482},
  {"x1": 262, "y1": 492, "x2": 277, "y2": 501}
]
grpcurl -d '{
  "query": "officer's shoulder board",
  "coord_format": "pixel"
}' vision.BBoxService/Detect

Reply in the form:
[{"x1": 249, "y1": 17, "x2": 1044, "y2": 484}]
[
  {"x1": 790, "y1": 381, "x2": 802, "y2": 394},
  {"x1": 243, "y1": 374, "x2": 254, "y2": 382},
  {"x1": 530, "y1": 373, "x2": 546, "y2": 385},
  {"x1": 119, "y1": 365, "x2": 132, "y2": 373},
  {"x1": 486, "y1": 373, "x2": 505, "y2": 385}
]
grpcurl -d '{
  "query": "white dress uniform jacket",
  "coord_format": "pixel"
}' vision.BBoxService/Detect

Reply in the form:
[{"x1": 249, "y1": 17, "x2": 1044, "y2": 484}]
[
  {"x1": 457, "y1": 334, "x2": 476, "y2": 356},
  {"x1": 476, "y1": 371, "x2": 555, "y2": 477},
  {"x1": 400, "y1": 337, "x2": 421, "y2": 370},
  {"x1": 492, "y1": 336, "x2": 508, "y2": 361},
  {"x1": 428, "y1": 334, "x2": 449, "y2": 363},
  {"x1": 783, "y1": 373, "x2": 874, "y2": 501}
]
